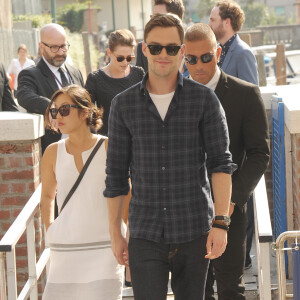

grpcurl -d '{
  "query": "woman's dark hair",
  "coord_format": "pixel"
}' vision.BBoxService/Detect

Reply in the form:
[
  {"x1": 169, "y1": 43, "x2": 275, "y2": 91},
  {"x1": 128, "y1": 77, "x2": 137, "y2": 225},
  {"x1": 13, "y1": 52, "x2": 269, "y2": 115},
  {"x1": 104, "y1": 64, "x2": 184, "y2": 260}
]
[
  {"x1": 45, "y1": 85, "x2": 103, "y2": 132},
  {"x1": 108, "y1": 29, "x2": 136, "y2": 52}
]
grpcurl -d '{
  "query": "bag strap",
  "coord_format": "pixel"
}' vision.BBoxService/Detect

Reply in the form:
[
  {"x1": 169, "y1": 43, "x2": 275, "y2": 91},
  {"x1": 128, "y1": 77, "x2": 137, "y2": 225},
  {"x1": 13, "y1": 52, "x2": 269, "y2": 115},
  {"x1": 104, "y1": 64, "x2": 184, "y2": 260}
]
[{"x1": 60, "y1": 137, "x2": 105, "y2": 213}]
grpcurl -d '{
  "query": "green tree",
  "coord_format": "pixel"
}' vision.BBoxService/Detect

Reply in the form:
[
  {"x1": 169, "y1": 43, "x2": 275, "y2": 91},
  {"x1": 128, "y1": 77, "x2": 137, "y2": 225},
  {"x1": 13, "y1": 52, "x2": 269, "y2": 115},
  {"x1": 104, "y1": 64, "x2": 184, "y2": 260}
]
[
  {"x1": 13, "y1": 14, "x2": 52, "y2": 28},
  {"x1": 242, "y1": 2, "x2": 267, "y2": 29},
  {"x1": 196, "y1": 0, "x2": 216, "y2": 21},
  {"x1": 57, "y1": 1, "x2": 100, "y2": 33}
]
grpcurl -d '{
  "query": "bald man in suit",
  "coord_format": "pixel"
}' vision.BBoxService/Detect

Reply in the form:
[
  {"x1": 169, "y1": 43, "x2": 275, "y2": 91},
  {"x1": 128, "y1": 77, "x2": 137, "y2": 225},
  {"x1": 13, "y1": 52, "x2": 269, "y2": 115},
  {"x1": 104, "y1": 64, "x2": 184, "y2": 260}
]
[{"x1": 17, "y1": 23, "x2": 84, "y2": 152}]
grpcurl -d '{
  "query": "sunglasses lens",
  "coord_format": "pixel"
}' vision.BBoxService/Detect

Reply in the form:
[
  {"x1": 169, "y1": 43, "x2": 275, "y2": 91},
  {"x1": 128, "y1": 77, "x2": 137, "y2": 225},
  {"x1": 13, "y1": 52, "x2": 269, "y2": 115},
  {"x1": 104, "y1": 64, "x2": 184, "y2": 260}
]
[
  {"x1": 116, "y1": 56, "x2": 125, "y2": 62},
  {"x1": 166, "y1": 46, "x2": 181, "y2": 56},
  {"x1": 148, "y1": 45, "x2": 163, "y2": 55},
  {"x1": 126, "y1": 56, "x2": 135, "y2": 62},
  {"x1": 49, "y1": 108, "x2": 57, "y2": 119},
  {"x1": 201, "y1": 54, "x2": 214, "y2": 63},
  {"x1": 185, "y1": 56, "x2": 198, "y2": 65},
  {"x1": 59, "y1": 105, "x2": 71, "y2": 117}
]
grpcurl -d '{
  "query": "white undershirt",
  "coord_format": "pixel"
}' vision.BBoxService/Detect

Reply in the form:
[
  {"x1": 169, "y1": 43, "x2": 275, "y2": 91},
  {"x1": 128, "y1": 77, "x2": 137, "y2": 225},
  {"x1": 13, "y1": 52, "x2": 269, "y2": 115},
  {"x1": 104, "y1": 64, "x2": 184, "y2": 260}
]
[
  {"x1": 149, "y1": 91, "x2": 175, "y2": 121},
  {"x1": 206, "y1": 67, "x2": 221, "y2": 90}
]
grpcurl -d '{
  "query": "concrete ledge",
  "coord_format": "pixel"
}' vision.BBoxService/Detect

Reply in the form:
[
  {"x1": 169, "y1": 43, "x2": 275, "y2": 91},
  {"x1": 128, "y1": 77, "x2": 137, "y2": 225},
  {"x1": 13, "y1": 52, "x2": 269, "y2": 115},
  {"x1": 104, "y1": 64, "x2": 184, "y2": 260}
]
[
  {"x1": 260, "y1": 84, "x2": 300, "y2": 134},
  {"x1": 0, "y1": 112, "x2": 44, "y2": 141}
]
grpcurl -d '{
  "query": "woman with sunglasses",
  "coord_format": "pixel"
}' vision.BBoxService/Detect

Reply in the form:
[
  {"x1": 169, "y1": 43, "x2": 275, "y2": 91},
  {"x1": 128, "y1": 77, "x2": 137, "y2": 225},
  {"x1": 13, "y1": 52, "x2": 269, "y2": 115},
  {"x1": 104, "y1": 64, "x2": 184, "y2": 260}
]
[
  {"x1": 85, "y1": 29, "x2": 143, "y2": 287},
  {"x1": 85, "y1": 29, "x2": 144, "y2": 136},
  {"x1": 41, "y1": 85, "x2": 123, "y2": 300}
]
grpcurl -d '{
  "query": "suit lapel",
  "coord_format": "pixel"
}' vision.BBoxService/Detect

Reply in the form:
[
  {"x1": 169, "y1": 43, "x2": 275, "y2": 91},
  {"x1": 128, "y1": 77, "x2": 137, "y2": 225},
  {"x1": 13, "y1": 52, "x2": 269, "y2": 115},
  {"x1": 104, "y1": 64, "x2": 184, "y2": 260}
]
[
  {"x1": 221, "y1": 35, "x2": 239, "y2": 71},
  {"x1": 38, "y1": 58, "x2": 59, "y2": 92},
  {"x1": 65, "y1": 64, "x2": 81, "y2": 86},
  {"x1": 215, "y1": 70, "x2": 229, "y2": 102}
]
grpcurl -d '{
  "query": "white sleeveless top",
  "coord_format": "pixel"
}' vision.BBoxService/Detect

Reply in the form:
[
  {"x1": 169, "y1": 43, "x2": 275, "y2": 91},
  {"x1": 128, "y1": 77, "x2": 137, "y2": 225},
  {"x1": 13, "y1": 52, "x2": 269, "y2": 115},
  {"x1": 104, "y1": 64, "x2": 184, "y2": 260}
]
[{"x1": 43, "y1": 135, "x2": 123, "y2": 300}]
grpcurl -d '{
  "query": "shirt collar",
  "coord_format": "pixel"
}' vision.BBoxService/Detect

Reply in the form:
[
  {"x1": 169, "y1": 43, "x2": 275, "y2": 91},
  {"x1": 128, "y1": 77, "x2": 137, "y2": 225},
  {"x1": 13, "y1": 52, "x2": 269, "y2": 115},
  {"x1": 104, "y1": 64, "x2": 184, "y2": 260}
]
[
  {"x1": 221, "y1": 33, "x2": 237, "y2": 49},
  {"x1": 205, "y1": 67, "x2": 221, "y2": 91},
  {"x1": 42, "y1": 56, "x2": 67, "y2": 74},
  {"x1": 140, "y1": 71, "x2": 183, "y2": 94}
]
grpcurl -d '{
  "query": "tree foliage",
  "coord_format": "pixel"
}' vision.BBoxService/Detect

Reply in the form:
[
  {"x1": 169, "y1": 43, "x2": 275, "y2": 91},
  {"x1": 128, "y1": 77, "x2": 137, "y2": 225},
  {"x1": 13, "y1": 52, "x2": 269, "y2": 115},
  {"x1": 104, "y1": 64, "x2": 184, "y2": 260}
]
[
  {"x1": 13, "y1": 14, "x2": 52, "y2": 28},
  {"x1": 196, "y1": 0, "x2": 292, "y2": 28},
  {"x1": 196, "y1": 0, "x2": 216, "y2": 21},
  {"x1": 57, "y1": 1, "x2": 100, "y2": 33},
  {"x1": 242, "y1": 2, "x2": 266, "y2": 29}
]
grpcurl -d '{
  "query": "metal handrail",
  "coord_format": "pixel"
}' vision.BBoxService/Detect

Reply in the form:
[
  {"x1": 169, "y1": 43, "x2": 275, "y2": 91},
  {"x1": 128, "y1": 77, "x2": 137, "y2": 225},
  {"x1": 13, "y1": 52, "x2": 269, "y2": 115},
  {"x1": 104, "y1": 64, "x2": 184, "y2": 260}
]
[
  {"x1": 0, "y1": 184, "x2": 50, "y2": 300},
  {"x1": 253, "y1": 175, "x2": 273, "y2": 300},
  {"x1": 275, "y1": 231, "x2": 300, "y2": 300}
]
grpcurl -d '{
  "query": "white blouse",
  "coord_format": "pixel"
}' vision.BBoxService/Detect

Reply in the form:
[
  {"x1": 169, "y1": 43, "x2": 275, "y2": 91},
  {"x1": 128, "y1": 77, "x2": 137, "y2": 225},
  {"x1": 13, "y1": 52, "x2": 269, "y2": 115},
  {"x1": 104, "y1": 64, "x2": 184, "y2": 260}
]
[{"x1": 8, "y1": 57, "x2": 35, "y2": 90}]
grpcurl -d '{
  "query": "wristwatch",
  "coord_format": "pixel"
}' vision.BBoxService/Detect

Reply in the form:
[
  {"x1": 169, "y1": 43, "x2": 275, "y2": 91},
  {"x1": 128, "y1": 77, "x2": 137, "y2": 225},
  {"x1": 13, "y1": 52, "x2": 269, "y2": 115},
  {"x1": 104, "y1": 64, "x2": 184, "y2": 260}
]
[{"x1": 214, "y1": 215, "x2": 231, "y2": 226}]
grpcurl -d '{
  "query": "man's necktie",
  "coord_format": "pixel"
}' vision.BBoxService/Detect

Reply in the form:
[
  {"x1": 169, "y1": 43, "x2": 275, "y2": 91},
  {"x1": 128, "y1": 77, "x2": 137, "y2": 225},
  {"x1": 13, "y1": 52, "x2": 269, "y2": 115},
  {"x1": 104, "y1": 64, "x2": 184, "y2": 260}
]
[{"x1": 58, "y1": 68, "x2": 69, "y2": 87}]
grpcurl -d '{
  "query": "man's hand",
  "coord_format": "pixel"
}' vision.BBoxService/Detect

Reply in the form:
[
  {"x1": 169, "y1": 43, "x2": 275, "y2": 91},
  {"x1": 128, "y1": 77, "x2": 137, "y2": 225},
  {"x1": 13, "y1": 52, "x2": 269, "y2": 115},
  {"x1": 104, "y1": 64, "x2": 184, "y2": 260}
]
[
  {"x1": 205, "y1": 228, "x2": 227, "y2": 259},
  {"x1": 111, "y1": 232, "x2": 129, "y2": 266}
]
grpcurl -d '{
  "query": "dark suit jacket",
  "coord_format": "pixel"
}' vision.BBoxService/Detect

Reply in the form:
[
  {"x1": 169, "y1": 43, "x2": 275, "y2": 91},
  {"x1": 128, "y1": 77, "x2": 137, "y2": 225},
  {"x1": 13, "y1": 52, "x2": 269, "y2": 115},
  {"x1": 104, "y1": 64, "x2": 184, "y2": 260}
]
[
  {"x1": 0, "y1": 62, "x2": 18, "y2": 112},
  {"x1": 136, "y1": 42, "x2": 148, "y2": 72},
  {"x1": 16, "y1": 58, "x2": 84, "y2": 151},
  {"x1": 215, "y1": 70, "x2": 269, "y2": 209}
]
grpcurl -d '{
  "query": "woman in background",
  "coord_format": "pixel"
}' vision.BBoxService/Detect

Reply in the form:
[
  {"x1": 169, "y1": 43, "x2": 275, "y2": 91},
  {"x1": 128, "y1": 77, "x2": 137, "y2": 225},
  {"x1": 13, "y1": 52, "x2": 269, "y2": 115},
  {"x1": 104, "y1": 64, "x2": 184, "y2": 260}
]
[
  {"x1": 85, "y1": 28, "x2": 144, "y2": 136},
  {"x1": 41, "y1": 85, "x2": 123, "y2": 300},
  {"x1": 85, "y1": 28, "x2": 143, "y2": 287},
  {"x1": 8, "y1": 44, "x2": 35, "y2": 94}
]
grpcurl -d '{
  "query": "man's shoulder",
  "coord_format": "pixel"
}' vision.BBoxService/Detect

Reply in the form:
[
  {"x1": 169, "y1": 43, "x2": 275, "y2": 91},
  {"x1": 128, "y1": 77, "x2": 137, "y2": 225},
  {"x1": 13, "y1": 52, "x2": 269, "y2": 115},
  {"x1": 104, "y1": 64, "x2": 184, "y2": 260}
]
[
  {"x1": 183, "y1": 76, "x2": 216, "y2": 97},
  {"x1": 232, "y1": 35, "x2": 254, "y2": 54},
  {"x1": 219, "y1": 72, "x2": 261, "y2": 102},
  {"x1": 19, "y1": 64, "x2": 41, "y2": 77},
  {"x1": 224, "y1": 72, "x2": 257, "y2": 89}
]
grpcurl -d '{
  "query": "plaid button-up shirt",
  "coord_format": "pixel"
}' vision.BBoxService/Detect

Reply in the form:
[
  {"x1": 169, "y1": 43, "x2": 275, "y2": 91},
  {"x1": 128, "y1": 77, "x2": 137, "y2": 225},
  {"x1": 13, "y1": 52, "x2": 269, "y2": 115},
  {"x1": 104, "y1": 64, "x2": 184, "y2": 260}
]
[{"x1": 104, "y1": 72, "x2": 236, "y2": 244}]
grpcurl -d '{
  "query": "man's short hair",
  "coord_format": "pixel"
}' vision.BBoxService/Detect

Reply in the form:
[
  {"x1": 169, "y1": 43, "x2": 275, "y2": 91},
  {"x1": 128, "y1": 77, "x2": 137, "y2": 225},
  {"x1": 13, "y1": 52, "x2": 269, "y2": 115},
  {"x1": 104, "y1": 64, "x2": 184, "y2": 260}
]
[
  {"x1": 144, "y1": 13, "x2": 184, "y2": 44},
  {"x1": 216, "y1": 0, "x2": 245, "y2": 32},
  {"x1": 154, "y1": 0, "x2": 185, "y2": 20},
  {"x1": 184, "y1": 23, "x2": 217, "y2": 45}
]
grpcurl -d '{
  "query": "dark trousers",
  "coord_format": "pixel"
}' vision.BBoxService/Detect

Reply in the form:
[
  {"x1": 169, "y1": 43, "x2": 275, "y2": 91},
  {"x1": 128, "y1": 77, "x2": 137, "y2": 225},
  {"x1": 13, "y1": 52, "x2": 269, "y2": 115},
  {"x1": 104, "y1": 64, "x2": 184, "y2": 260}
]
[
  {"x1": 129, "y1": 235, "x2": 209, "y2": 300},
  {"x1": 205, "y1": 205, "x2": 247, "y2": 300}
]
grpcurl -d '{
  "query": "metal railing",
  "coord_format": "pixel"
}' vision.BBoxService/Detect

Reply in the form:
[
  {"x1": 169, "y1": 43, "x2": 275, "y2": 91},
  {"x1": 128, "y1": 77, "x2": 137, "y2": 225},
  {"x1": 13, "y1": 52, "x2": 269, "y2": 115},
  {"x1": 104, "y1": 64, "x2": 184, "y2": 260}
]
[
  {"x1": 274, "y1": 231, "x2": 300, "y2": 299},
  {"x1": 253, "y1": 175, "x2": 273, "y2": 300},
  {"x1": 0, "y1": 184, "x2": 50, "y2": 300}
]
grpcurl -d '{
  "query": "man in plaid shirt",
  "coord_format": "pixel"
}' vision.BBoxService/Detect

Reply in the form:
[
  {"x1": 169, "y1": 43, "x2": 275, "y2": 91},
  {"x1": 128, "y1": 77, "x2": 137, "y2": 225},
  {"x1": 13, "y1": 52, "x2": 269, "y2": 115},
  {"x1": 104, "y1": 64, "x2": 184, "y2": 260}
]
[{"x1": 104, "y1": 13, "x2": 236, "y2": 300}]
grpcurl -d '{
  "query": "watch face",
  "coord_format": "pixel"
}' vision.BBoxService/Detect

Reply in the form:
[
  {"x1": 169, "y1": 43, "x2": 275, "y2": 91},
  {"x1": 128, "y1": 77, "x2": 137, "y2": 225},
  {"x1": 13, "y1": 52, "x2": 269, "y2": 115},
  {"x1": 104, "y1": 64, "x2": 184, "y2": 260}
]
[{"x1": 224, "y1": 216, "x2": 231, "y2": 225}]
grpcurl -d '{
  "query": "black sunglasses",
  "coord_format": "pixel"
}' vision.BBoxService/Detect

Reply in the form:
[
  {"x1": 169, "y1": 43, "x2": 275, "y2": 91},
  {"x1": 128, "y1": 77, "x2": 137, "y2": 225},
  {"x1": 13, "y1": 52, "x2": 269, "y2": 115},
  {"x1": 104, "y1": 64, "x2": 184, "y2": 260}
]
[
  {"x1": 114, "y1": 55, "x2": 135, "y2": 62},
  {"x1": 49, "y1": 104, "x2": 80, "y2": 119},
  {"x1": 184, "y1": 53, "x2": 215, "y2": 65},
  {"x1": 146, "y1": 44, "x2": 182, "y2": 56}
]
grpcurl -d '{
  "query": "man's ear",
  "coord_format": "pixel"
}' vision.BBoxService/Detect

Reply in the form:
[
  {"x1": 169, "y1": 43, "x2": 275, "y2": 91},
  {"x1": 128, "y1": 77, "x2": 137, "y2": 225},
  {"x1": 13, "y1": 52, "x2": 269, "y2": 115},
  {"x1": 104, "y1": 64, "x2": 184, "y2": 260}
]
[
  {"x1": 142, "y1": 41, "x2": 147, "y2": 58},
  {"x1": 180, "y1": 44, "x2": 186, "y2": 58},
  {"x1": 216, "y1": 46, "x2": 222, "y2": 62}
]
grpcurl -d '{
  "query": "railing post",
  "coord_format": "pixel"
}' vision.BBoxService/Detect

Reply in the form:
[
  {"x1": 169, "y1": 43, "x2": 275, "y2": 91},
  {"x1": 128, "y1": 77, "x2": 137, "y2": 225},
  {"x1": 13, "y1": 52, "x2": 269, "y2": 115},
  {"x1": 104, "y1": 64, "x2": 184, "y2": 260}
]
[
  {"x1": 0, "y1": 252, "x2": 7, "y2": 300},
  {"x1": 6, "y1": 250, "x2": 17, "y2": 300},
  {"x1": 26, "y1": 219, "x2": 37, "y2": 300}
]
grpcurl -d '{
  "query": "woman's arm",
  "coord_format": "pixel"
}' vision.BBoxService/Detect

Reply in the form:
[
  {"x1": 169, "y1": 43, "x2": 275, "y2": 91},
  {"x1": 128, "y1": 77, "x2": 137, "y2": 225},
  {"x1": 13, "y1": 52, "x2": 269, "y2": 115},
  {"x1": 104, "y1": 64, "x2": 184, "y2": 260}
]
[{"x1": 40, "y1": 144, "x2": 57, "y2": 231}]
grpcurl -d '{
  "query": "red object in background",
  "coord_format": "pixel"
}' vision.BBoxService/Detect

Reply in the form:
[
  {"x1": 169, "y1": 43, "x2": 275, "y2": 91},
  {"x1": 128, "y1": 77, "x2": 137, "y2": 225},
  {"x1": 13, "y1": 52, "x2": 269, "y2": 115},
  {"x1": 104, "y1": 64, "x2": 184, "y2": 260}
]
[{"x1": 9, "y1": 74, "x2": 14, "y2": 90}]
